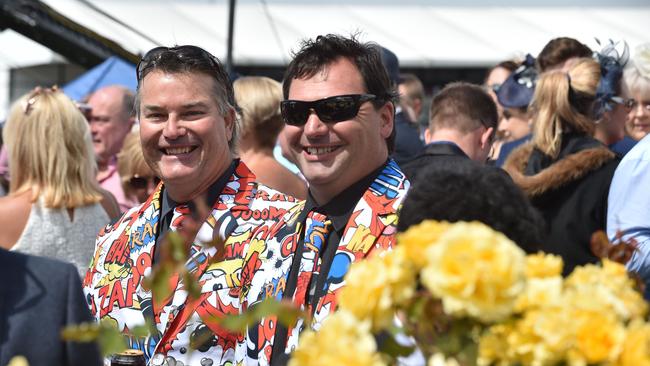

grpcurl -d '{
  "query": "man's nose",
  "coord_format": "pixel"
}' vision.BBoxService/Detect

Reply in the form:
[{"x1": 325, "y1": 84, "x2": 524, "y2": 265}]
[
  {"x1": 303, "y1": 111, "x2": 328, "y2": 137},
  {"x1": 162, "y1": 116, "x2": 186, "y2": 139}
]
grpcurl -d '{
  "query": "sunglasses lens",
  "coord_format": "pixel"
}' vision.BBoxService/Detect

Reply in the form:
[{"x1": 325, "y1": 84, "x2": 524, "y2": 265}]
[
  {"x1": 281, "y1": 101, "x2": 310, "y2": 126},
  {"x1": 129, "y1": 177, "x2": 147, "y2": 189},
  {"x1": 316, "y1": 96, "x2": 360, "y2": 123}
]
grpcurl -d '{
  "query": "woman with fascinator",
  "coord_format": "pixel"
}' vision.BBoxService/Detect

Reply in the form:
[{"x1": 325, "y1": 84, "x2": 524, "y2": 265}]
[
  {"x1": 503, "y1": 57, "x2": 619, "y2": 276},
  {"x1": 592, "y1": 40, "x2": 637, "y2": 156},
  {"x1": 0, "y1": 87, "x2": 120, "y2": 276}
]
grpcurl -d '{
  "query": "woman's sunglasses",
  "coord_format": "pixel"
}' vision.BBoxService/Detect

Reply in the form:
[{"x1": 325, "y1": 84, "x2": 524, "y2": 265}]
[
  {"x1": 280, "y1": 94, "x2": 379, "y2": 127},
  {"x1": 128, "y1": 176, "x2": 161, "y2": 190}
]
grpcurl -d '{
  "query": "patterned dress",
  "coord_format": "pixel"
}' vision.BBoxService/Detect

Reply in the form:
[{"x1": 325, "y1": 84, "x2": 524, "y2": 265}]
[{"x1": 83, "y1": 161, "x2": 302, "y2": 366}]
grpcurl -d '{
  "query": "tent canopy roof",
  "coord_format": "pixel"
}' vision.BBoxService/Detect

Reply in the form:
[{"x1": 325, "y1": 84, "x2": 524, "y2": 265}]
[{"x1": 25, "y1": 1, "x2": 650, "y2": 68}]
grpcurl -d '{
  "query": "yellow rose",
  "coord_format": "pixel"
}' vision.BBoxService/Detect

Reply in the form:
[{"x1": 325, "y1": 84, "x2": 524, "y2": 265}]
[
  {"x1": 572, "y1": 309, "x2": 625, "y2": 364},
  {"x1": 7, "y1": 357, "x2": 29, "y2": 366},
  {"x1": 397, "y1": 220, "x2": 451, "y2": 269},
  {"x1": 478, "y1": 323, "x2": 516, "y2": 366},
  {"x1": 288, "y1": 310, "x2": 385, "y2": 366},
  {"x1": 421, "y1": 222, "x2": 526, "y2": 322},
  {"x1": 525, "y1": 252, "x2": 563, "y2": 279},
  {"x1": 566, "y1": 260, "x2": 647, "y2": 321},
  {"x1": 617, "y1": 319, "x2": 650, "y2": 366},
  {"x1": 514, "y1": 276, "x2": 563, "y2": 312},
  {"x1": 339, "y1": 248, "x2": 416, "y2": 330},
  {"x1": 511, "y1": 307, "x2": 571, "y2": 365},
  {"x1": 428, "y1": 353, "x2": 461, "y2": 366}
]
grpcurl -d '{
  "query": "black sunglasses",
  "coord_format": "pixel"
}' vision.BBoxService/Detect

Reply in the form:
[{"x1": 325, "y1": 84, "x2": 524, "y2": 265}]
[
  {"x1": 136, "y1": 45, "x2": 221, "y2": 82},
  {"x1": 280, "y1": 94, "x2": 380, "y2": 126}
]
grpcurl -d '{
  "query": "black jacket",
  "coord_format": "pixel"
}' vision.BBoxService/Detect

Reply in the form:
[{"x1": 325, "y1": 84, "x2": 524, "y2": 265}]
[
  {"x1": 400, "y1": 142, "x2": 479, "y2": 184},
  {"x1": 0, "y1": 249, "x2": 102, "y2": 366},
  {"x1": 503, "y1": 134, "x2": 619, "y2": 275},
  {"x1": 391, "y1": 111, "x2": 424, "y2": 166}
]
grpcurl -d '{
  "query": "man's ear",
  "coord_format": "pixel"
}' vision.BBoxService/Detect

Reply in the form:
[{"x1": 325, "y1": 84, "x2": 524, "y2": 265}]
[
  {"x1": 424, "y1": 127, "x2": 433, "y2": 144},
  {"x1": 224, "y1": 107, "x2": 237, "y2": 141},
  {"x1": 480, "y1": 127, "x2": 495, "y2": 149},
  {"x1": 379, "y1": 102, "x2": 395, "y2": 139}
]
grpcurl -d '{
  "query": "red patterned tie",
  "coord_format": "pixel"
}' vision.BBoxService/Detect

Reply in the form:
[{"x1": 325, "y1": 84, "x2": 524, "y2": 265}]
[{"x1": 292, "y1": 211, "x2": 332, "y2": 310}]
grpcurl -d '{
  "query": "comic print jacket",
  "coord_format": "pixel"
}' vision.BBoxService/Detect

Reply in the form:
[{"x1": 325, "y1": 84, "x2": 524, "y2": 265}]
[
  {"x1": 83, "y1": 161, "x2": 302, "y2": 366},
  {"x1": 235, "y1": 159, "x2": 410, "y2": 365}
]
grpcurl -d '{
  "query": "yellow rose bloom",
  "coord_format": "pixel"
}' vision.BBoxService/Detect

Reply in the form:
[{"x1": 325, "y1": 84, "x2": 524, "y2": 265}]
[
  {"x1": 617, "y1": 319, "x2": 650, "y2": 366},
  {"x1": 514, "y1": 276, "x2": 563, "y2": 312},
  {"x1": 428, "y1": 353, "x2": 461, "y2": 366},
  {"x1": 572, "y1": 309, "x2": 625, "y2": 364},
  {"x1": 566, "y1": 260, "x2": 647, "y2": 321},
  {"x1": 339, "y1": 248, "x2": 416, "y2": 331},
  {"x1": 525, "y1": 252, "x2": 563, "y2": 279},
  {"x1": 421, "y1": 222, "x2": 526, "y2": 322},
  {"x1": 397, "y1": 220, "x2": 451, "y2": 269},
  {"x1": 288, "y1": 310, "x2": 385, "y2": 366}
]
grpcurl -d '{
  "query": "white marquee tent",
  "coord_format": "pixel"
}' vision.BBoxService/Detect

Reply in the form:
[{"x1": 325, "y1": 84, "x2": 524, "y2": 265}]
[{"x1": 1, "y1": 0, "x2": 649, "y2": 118}]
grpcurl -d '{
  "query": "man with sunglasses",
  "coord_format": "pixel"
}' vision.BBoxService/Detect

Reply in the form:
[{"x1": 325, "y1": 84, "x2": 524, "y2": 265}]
[
  {"x1": 83, "y1": 45, "x2": 301, "y2": 366},
  {"x1": 236, "y1": 34, "x2": 410, "y2": 365}
]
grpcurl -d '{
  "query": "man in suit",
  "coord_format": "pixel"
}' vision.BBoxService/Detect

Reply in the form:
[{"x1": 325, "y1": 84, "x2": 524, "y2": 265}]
[
  {"x1": 237, "y1": 34, "x2": 410, "y2": 365},
  {"x1": 0, "y1": 249, "x2": 101, "y2": 366},
  {"x1": 400, "y1": 82, "x2": 498, "y2": 183},
  {"x1": 83, "y1": 45, "x2": 300, "y2": 366}
]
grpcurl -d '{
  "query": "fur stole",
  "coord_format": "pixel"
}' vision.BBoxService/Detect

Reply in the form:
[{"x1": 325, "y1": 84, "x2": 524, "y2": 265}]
[{"x1": 503, "y1": 142, "x2": 615, "y2": 197}]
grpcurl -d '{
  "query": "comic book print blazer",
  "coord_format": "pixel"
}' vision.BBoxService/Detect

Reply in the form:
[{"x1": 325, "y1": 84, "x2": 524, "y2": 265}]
[
  {"x1": 235, "y1": 159, "x2": 410, "y2": 365},
  {"x1": 83, "y1": 161, "x2": 302, "y2": 366}
]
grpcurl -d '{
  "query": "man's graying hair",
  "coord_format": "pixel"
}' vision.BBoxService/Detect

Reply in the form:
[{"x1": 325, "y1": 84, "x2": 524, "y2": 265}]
[{"x1": 134, "y1": 46, "x2": 239, "y2": 153}]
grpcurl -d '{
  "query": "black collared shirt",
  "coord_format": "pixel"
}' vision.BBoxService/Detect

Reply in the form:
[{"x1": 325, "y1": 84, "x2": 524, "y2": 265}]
[{"x1": 153, "y1": 160, "x2": 237, "y2": 264}]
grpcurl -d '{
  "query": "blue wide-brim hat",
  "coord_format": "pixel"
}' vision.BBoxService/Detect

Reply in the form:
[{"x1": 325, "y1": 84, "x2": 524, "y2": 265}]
[{"x1": 497, "y1": 54, "x2": 538, "y2": 109}]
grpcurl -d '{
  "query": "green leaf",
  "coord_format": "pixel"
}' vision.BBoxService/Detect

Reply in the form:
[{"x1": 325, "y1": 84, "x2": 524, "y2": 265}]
[
  {"x1": 98, "y1": 325, "x2": 128, "y2": 356},
  {"x1": 215, "y1": 298, "x2": 306, "y2": 333},
  {"x1": 143, "y1": 262, "x2": 175, "y2": 306},
  {"x1": 183, "y1": 270, "x2": 202, "y2": 300},
  {"x1": 60, "y1": 322, "x2": 101, "y2": 342},
  {"x1": 166, "y1": 231, "x2": 189, "y2": 263}
]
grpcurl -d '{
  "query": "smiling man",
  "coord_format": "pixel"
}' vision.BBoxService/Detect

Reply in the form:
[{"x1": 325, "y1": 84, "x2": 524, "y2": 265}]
[
  {"x1": 83, "y1": 46, "x2": 300, "y2": 366},
  {"x1": 236, "y1": 34, "x2": 410, "y2": 365}
]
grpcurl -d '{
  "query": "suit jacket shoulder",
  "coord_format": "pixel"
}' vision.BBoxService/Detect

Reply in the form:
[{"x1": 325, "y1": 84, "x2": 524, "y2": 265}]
[{"x1": 0, "y1": 249, "x2": 101, "y2": 366}]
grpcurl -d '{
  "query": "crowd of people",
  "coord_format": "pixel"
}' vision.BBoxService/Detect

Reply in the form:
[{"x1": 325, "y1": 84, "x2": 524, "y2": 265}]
[{"x1": 0, "y1": 33, "x2": 649, "y2": 365}]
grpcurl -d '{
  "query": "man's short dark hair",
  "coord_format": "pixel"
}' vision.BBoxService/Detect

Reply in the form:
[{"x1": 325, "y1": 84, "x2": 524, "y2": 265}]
[
  {"x1": 428, "y1": 82, "x2": 498, "y2": 135},
  {"x1": 537, "y1": 37, "x2": 592, "y2": 72},
  {"x1": 398, "y1": 162, "x2": 543, "y2": 254},
  {"x1": 282, "y1": 34, "x2": 399, "y2": 152}
]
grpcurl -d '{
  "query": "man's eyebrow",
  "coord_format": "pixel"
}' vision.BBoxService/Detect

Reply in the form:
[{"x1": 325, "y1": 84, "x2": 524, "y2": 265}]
[
  {"x1": 142, "y1": 105, "x2": 164, "y2": 112},
  {"x1": 181, "y1": 101, "x2": 210, "y2": 109}
]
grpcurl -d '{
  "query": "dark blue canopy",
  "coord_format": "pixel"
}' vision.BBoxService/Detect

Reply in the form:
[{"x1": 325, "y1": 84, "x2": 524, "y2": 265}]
[{"x1": 63, "y1": 56, "x2": 136, "y2": 101}]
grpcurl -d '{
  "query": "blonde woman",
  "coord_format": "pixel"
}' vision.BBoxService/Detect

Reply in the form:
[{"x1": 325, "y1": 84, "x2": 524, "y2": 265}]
[
  {"x1": 503, "y1": 58, "x2": 619, "y2": 275},
  {"x1": 117, "y1": 130, "x2": 160, "y2": 205},
  {"x1": 0, "y1": 87, "x2": 120, "y2": 276},
  {"x1": 234, "y1": 76, "x2": 307, "y2": 199}
]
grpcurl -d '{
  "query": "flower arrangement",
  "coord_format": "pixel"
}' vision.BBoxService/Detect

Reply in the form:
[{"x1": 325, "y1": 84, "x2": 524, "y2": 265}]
[{"x1": 290, "y1": 220, "x2": 650, "y2": 366}]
